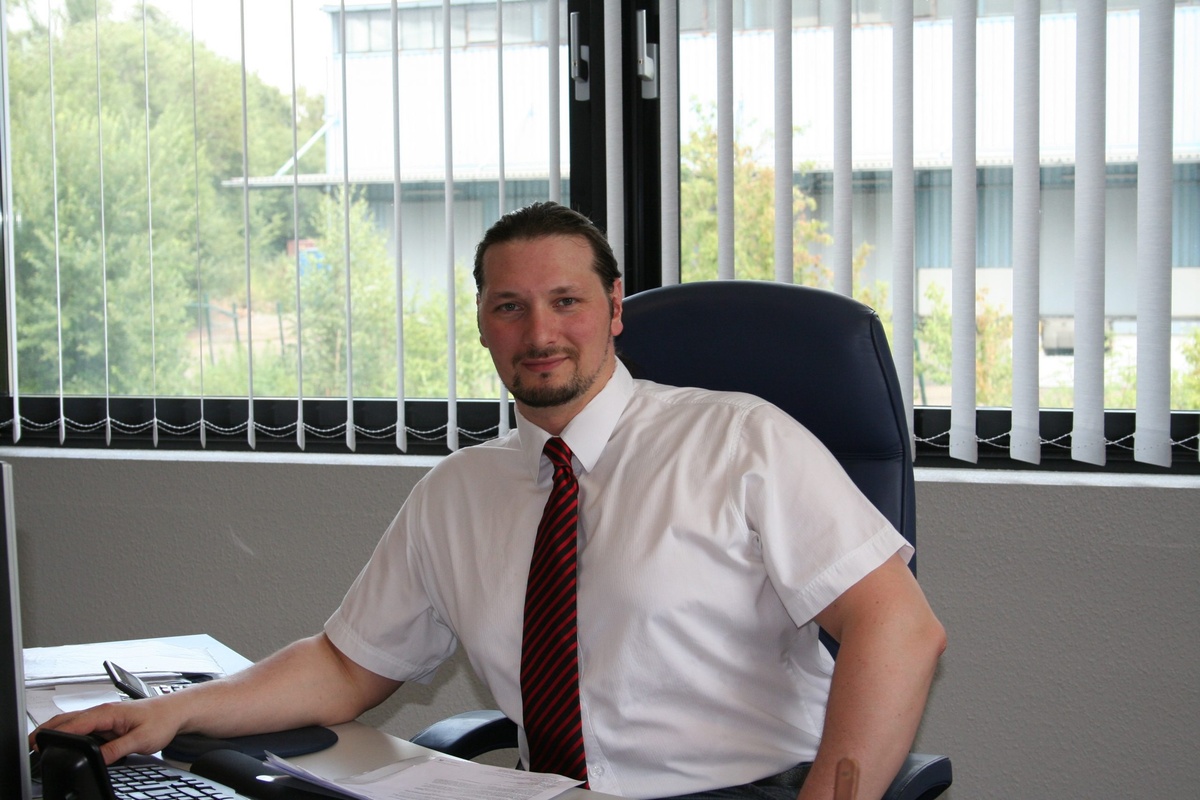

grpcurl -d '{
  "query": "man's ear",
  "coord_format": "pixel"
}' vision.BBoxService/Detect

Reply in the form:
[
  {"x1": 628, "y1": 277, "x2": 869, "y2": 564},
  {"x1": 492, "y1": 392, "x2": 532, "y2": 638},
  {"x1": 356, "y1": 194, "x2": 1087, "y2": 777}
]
[
  {"x1": 609, "y1": 278, "x2": 624, "y2": 337},
  {"x1": 476, "y1": 294, "x2": 486, "y2": 347}
]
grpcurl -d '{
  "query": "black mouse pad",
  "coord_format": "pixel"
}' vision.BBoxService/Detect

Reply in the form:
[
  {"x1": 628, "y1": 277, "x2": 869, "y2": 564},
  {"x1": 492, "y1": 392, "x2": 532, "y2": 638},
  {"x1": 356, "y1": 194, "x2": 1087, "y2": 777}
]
[{"x1": 162, "y1": 725, "x2": 338, "y2": 762}]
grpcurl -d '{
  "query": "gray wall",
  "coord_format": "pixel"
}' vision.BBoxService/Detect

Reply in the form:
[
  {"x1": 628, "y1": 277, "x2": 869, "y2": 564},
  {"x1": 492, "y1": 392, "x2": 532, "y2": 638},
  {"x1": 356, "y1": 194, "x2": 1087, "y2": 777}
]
[{"x1": 5, "y1": 448, "x2": 1198, "y2": 799}]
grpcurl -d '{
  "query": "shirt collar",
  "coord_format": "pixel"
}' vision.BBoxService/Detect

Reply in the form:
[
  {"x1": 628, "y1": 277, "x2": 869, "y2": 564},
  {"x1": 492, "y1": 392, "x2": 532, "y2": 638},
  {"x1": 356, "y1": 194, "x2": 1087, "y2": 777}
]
[{"x1": 516, "y1": 360, "x2": 635, "y2": 483}]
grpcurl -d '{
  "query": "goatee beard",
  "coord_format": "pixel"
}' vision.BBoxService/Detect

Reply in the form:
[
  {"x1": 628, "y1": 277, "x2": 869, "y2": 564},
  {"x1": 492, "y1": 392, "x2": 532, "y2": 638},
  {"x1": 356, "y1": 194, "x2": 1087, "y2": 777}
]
[{"x1": 507, "y1": 344, "x2": 607, "y2": 408}]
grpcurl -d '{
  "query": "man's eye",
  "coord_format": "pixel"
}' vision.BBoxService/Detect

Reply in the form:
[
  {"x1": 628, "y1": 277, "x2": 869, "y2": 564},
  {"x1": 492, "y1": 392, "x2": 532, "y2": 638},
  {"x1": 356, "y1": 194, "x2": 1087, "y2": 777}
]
[{"x1": 557, "y1": 297, "x2": 577, "y2": 307}]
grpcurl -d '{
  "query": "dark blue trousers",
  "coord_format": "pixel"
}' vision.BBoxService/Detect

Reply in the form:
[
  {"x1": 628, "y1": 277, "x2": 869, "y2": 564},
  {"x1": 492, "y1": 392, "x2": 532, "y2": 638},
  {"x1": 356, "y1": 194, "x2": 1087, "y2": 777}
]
[{"x1": 655, "y1": 785, "x2": 797, "y2": 800}]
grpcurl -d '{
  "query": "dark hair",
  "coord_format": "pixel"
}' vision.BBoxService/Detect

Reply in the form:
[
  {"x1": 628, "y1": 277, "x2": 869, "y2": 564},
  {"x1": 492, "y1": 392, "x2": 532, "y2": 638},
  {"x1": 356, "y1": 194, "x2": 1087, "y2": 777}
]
[{"x1": 472, "y1": 201, "x2": 621, "y2": 294}]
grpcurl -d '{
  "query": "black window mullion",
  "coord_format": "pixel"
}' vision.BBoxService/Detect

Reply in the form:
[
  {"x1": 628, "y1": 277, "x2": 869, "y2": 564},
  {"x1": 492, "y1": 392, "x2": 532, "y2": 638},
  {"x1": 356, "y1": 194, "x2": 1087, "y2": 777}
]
[{"x1": 567, "y1": 0, "x2": 608, "y2": 231}]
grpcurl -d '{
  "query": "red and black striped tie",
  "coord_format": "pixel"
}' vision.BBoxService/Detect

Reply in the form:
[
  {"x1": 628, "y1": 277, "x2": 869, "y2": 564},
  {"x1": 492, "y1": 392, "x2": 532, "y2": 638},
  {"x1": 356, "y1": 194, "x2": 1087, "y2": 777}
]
[{"x1": 521, "y1": 437, "x2": 588, "y2": 784}]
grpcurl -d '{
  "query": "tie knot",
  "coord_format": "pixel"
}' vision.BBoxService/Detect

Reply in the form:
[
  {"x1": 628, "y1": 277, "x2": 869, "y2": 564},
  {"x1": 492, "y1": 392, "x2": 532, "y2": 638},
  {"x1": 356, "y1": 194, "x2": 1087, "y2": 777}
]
[{"x1": 543, "y1": 437, "x2": 574, "y2": 472}]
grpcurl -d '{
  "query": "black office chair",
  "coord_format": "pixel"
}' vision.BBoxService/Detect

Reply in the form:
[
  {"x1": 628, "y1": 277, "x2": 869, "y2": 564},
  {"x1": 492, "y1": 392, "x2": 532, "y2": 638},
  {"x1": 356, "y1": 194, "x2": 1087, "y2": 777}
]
[{"x1": 412, "y1": 281, "x2": 951, "y2": 799}]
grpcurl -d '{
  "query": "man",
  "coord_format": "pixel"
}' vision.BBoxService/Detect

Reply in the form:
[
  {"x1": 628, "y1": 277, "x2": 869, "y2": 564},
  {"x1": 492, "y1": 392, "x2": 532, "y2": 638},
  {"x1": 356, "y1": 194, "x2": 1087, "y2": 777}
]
[{"x1": 38, "y1": 202, "x2": 945, "y2": 800}]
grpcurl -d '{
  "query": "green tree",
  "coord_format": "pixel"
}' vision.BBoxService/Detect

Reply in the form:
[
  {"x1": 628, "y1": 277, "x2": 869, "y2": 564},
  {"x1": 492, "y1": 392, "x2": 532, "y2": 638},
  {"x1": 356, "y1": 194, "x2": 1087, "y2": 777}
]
[
  {"x1": 678, "y1": 103, "x2": 890, "y2": 333},
  {"x1": 214, "y1": 189, "x2": 499, "y2": 402},
  {"x1": 1177, "y1": 328, "x2": 1200, "y2": 410},
  {"x1": 679, "y1": 103, "x2": 831, "y2": 286},
  {"x1": 7, "y1": 1, "x2": 325, "y2": 397},
  {"x1": 400, "y1": 272, "x2": 504, "y2": 400},
  {"x1": 915, "y1": 284, "x2": 1013, "y2": 407}
]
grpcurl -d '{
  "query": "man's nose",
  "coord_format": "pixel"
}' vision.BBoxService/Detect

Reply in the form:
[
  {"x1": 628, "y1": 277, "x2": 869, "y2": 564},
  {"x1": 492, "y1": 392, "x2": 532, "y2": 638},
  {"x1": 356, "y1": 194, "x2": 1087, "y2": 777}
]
[{"x1": 523, "y1": 305, "x2": 557, "y2": 346}]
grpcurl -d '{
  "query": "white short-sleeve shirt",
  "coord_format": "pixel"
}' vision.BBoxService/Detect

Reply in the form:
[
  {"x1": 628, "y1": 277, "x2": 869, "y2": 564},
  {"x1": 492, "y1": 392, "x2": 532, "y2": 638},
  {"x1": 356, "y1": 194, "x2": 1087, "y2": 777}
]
[{"x1": 325, "y1": 362, "x2": 911, "y2": 798}]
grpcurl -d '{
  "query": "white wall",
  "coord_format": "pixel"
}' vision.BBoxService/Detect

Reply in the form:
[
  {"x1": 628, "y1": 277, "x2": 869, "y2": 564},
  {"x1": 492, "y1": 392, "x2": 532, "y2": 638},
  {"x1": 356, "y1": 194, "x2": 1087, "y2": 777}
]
[{"x1": 5, "y1": 449, "x2": 1198, "y2": 799}]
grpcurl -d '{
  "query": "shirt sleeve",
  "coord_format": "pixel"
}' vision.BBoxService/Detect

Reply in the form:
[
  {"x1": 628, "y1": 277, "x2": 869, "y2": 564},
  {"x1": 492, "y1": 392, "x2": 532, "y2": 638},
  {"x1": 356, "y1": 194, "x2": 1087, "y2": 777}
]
[
  {"x1": 736, "y1": 401, "x2": 913, "y2": 626},
  {"x1": 324, "y1": 481, "x2": 458, "y2": 684}
]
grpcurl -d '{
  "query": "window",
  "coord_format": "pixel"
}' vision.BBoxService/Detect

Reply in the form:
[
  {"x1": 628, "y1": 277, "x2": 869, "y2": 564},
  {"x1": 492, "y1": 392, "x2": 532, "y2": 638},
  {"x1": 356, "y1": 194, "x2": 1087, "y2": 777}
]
[
  {"x1": 658, "y1": 0, "x2": 1200, "y2": 470},
  {"x1": 2, "y1": 0, "x2": 569, "y2": 453},
  {"x1": 2, "y1": 1, "x2": 1197, "y2": 471},
  {"x1": 330, "y1": 1, "x2": 566, "y2": 54}
]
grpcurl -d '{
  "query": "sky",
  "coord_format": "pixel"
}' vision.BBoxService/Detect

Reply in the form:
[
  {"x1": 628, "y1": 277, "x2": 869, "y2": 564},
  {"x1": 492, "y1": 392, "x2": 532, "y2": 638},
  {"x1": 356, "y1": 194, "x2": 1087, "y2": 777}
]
[{"x1": 109, "y1": 0, "x2": 333, "y2": 94}]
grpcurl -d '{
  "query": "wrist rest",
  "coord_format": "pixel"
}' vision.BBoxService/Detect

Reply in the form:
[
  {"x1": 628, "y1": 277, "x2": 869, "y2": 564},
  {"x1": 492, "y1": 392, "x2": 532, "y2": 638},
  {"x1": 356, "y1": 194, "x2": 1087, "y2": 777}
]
[
  {"x1": 163, "y1": 725, "x2": 338, "y2": 762},
  {"x1": 190, "y1": 748, "x2": 350, "y2": 799}
]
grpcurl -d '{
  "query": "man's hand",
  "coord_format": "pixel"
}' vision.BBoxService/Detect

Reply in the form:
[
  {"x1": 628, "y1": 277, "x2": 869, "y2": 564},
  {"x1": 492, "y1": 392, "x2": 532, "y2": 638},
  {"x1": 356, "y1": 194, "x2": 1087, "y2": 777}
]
[
  {"x1": 31, "y1": 633, "x2": 403, "y2": 765},
  {"x1": 32, "y1": 691, "x2": 192, "y2": 764},
  {"x1": 799, "y1": 554, "x2": 947, "y2": 800}
]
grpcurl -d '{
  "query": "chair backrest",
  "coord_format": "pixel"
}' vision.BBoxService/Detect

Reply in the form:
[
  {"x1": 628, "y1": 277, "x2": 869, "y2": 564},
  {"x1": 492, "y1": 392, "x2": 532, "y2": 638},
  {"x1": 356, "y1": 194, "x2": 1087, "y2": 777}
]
[{"x1": 616, "y1": 280, "x2": 916, "y2": 561}]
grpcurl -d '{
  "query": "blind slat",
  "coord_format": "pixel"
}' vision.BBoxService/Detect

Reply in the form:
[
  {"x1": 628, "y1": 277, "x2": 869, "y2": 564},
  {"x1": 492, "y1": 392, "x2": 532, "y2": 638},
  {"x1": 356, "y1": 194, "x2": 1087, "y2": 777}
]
[
  {"x1": 1072, "y1": 2, "x2": 1107, "y2": 465},
  {"x1": 48, "y1": 9, "x2": 66, "y2": 445},
  {"x1": 337, "y1": 0, "x2": 356, "y2": 451},
  {"x1": 93, "y1": 5, "x2": 112, "y2": 447},
  {"x1": 773, "y1": 0, "x2": 792, "y2": 285},
  {"x1": 771, "y1": 0, "x2": 792, "y2": 285},
  {"x1": 391, "y1": 0, "x2": 406, "y2": 451},
  {"x1": 0, "y1": 5, "x2": 19, "y2": 443},
  {"x1": 288, "y1": 0, "x2": 304, "y2": 450},
  {"x1": 832, "y1": 0, "x2": 852, "y2": 296},
  {"x1": 239, "y1": 0, "x2": 257, "y2": 449},
  {"x1": 950, "y1": 0, "x2": 978, "y2": 463},
  {"x1": 188, "y1": 1, "x2": 208, "y2": 449},
  {"x1": 141, "y1": 3, "x2": 159, "y2": 449},
  {"x1": 494, "y1": 0, "x2": 507, "y2": 438},
  {"x1": 1135, "y1": 0, "x2": 1175, "y2": 467},
  {"x1": 1010, "y1": 0, "x2": 1042, "y2": 464},
  {"x1": 716, "y1": 1, "x2": 733, "y2": 280},
  {"x1": 892, "y1": 1, "x2": 915, "y2": 435},
  {"x1": 660, "y1": 0, "x2": 680, "y2": 285},
  {"x1": 443, "y1": 0, "x2": 457, "y2": 452}
]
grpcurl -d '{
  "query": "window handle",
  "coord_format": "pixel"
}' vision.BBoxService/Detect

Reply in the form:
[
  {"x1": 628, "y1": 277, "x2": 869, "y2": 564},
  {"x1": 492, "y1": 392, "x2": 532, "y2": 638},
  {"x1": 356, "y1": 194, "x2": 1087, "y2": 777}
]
[
  {"x1": 636, "y1": 9, "x2": 658, "y2": 100},
  {"x1": 569, "y1": 12, "x2": 590, "y2": 101}
]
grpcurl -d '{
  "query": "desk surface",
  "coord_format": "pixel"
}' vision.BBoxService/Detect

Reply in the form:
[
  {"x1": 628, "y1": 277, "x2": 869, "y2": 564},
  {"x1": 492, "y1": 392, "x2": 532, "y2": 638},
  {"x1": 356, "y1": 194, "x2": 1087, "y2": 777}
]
[
  {"x1": 293, "y1": 721, "x2": 619, "y2": 799},
  {"x1": 33, "y1": 634, "x2": 620, "y2": 800}
]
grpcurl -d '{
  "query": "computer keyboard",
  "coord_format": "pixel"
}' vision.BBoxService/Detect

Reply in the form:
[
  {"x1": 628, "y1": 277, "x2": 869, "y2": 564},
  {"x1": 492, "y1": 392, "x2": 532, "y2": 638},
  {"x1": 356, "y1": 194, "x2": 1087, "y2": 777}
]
[{"x1": 108, "y1": 762, "x2": 242, "y2": 800}]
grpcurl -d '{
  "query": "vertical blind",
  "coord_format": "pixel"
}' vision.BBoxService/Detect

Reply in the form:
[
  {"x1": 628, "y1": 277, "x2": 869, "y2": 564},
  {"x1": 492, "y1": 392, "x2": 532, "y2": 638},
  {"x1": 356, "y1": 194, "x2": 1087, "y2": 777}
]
[
  {"x1": 1, "y1": 0, "x2": 568, "y2": 453},
  {"x1": 653, "y1": 0, "x2": 1194, "y2": 468},
  {"x1": 2, "y1": 1, "x2": 1197, "y2": 468}
]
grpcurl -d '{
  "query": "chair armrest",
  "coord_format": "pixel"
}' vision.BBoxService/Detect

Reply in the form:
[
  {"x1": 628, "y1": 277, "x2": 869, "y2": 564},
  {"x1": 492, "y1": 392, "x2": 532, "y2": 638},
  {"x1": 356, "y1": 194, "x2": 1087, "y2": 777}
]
[
  {"x1": 410, "y1": 710, "x2": 518, "y2": 761},
  {"x1": 883, "y1": 753, "x2": 953, "y2": 800}
]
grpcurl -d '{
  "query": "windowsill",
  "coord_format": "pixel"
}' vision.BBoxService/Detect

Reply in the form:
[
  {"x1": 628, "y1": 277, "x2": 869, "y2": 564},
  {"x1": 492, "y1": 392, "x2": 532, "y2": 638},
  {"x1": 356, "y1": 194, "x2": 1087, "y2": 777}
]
[
  {"x1": 0, "y1": 445, "x2": 442, "y2": 470},
  {"x1": 2, "y1": 446, "x2": 1196, "y2": 490},
  {"x1": 914, "y1": 466, "x2": 1200, "y2": 490}
]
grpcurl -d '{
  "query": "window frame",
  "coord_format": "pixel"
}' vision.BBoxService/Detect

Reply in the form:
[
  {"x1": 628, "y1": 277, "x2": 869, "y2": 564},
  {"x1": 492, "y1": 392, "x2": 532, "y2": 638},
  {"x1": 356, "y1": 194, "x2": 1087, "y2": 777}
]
[{"x1": 0, "y1": 0, "x2": 1196, "y2": 475}]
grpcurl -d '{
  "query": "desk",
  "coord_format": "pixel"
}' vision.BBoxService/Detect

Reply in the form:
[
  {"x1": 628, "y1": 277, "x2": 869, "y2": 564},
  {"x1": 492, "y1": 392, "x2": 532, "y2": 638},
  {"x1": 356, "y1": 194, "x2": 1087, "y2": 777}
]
[
  {"x1": 292, "y1": 721, "x2": 618, "y2": 799},
  {"x1": 30, "y1": 635, "x2": 621, "y2": 800}
]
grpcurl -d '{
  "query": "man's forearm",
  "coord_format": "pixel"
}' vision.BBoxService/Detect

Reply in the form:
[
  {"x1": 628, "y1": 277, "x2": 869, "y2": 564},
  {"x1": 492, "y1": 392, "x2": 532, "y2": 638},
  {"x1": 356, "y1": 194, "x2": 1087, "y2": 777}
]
[
  {"x1": 799, "y1": 554, "x2": 947, "y2": 800},
  {"x1": 797, "y1": 609, "x2": 946, "y2": 800},
  {"x1": 176, "y1": 633, "x2": 400, "y2": 738},
  {"x1": 36, "y1": 632, "x2": 402, "y2": 765}
]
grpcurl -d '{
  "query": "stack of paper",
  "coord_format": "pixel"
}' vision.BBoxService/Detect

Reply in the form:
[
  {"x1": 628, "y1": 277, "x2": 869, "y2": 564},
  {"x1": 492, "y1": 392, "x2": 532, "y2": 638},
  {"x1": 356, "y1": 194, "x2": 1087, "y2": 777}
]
[
  {"x1": 267, "y1": 753, "x2": 583, "y2": 800},
  {"x1": 24, "y1": 641, "x2": 224, "y2": 687}
]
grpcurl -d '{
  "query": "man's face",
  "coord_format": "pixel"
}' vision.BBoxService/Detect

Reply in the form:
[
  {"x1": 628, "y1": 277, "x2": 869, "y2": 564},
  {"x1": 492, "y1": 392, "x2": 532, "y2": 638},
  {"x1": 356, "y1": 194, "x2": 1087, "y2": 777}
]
[{"x1": 476, "y1": 235, "x2": 623, "y2": 432}]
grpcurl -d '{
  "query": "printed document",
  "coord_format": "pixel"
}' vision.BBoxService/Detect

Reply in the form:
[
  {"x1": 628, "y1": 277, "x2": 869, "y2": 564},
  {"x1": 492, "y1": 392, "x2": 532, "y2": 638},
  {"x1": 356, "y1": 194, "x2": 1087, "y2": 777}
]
[{"x1": 266, "y1": 752, "x2": 582, "y2": 800}]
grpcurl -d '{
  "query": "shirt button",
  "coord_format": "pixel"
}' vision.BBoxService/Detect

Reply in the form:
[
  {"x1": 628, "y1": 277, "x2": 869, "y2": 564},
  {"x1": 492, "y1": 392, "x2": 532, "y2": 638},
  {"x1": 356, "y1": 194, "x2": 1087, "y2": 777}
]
[{"x1": 590, "y1": 765, "x2": 606, "y2": 777}]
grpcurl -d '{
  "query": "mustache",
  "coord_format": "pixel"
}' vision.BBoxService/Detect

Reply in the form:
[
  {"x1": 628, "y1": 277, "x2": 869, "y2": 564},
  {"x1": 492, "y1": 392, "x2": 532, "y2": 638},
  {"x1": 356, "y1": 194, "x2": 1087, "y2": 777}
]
[{"x1": 515, "y1": 346, "x2": 578, "y2": 365}]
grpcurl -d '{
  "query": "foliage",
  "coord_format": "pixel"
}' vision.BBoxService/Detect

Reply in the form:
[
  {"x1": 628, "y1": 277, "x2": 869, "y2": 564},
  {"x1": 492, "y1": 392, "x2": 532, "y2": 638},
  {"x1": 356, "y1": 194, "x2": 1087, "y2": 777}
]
[
  {"x1": 1178, "y1": 328, "x2": 1200, "y2": 410},
  {"x1": 206, "y1": 189, "x2": 500, "y2": 402},
  {"x1": 678, "y1": 103, "x2": 891, "y2": 334},
  {"x1": 679, "y1": 103, "x2": 830, "y2": 286},
  {"x1": 915, "y1": 283, "x2": 1014, "y2": 407},
  {"x1": 7, "y1": 1, "x2": 324, "y2": 397}
]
